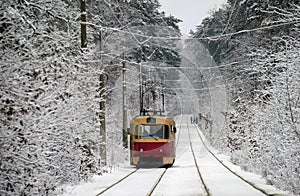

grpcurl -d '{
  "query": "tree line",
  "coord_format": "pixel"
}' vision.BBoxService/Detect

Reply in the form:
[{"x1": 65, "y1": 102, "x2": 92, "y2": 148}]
[
  {"x1": 0, "y1": 0, "x2": 181, "y2": 195},
  {"x1": 193, "y1": 0, "x2": 299, "y2": 194}
]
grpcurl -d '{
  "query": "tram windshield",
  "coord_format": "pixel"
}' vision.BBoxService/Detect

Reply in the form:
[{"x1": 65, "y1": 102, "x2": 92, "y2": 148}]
[{"x1": 138, "y1": 124, "x2": 169, "y2": 139}]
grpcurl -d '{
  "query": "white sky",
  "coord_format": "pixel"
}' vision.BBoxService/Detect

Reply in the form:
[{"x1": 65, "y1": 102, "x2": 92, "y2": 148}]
[{"x1": 159, "y1": 0, "x2": 227, "y2": 35}]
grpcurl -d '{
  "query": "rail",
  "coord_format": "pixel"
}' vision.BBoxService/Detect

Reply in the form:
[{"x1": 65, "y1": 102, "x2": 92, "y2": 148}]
[
  {"x1": 187, "y1": 121, "x2": 211, "y2": 196},
  {"x1": 95, "y1": 169, "x2": 138, "y2": 195},
  {"x1": 193, "y1": 124, "x2": 270, "y2": 195}
]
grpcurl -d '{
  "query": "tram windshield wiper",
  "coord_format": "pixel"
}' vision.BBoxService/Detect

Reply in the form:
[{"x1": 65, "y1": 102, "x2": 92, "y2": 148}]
[{"x1": 149, "y1": 134, "x2": 158, "y2": 140}]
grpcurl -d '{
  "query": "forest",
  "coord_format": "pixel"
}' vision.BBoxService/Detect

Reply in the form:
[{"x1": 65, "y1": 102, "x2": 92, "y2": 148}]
[
  {"x1": 0, "y1": 0, "x2": 299, "y2": 195},
  {"x1": 193, "y1": 0, "x2": 299, "y2": 194}
]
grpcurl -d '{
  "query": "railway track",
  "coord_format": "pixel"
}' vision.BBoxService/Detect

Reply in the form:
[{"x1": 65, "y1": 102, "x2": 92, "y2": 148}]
[
  {"x1": 95, "y1": 169, "x2": 138, "y2": 195},
  {"x1": 93, "y1": 115, "x2": 281, "y2": 196},
  {"x1": 186, "y1": 117, "x2": 270, "y2": 196},
  {"x1": 147, "y1": 169, "x2": 168, "y2": 196},
  {"x1": 192, "y1": 123, "x2": 271, "y2": 195},
  {"x1": 187, "y1": 121, "x2": 211, "y2": 196},
  {"x1": 96, "y1": 168, "x2": 168, "y2": 196}
]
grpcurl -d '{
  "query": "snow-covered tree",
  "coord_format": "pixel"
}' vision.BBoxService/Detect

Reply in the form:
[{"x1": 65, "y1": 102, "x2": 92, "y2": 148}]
[
  {"x1": 0, "y1": 1, "x2": 103, "y2": 195},
  {"x1": 193, "y1": 1, "x2": 300, "y2": 194}
]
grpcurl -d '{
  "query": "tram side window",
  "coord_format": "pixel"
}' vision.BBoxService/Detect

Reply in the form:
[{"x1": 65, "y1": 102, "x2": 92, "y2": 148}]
[
  {"x1": 134, "y1": 125, "x2": 139, "y2": 139},
  {"x1": 164, "y1": 125, "x2": 169, "y2": 139}
]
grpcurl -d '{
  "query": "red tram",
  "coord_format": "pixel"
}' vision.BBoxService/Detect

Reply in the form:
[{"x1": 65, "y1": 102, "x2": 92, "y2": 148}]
[{"x1": 129, "y1": 114, "x2": 176, "y2": 167}]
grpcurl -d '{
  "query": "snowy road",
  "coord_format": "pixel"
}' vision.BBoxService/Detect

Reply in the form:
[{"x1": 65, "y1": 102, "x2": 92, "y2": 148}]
[{"x1": 64, "y1": 115, "x2": 289, "y2": 196}]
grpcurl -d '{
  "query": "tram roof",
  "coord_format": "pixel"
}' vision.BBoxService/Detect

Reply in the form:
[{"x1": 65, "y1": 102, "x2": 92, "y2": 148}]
[{"x1": 131, "y1": 115, "x2": 175, "y2": 125}]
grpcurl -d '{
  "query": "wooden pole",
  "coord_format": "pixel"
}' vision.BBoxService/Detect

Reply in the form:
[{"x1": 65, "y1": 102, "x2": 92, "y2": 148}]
[
  {"x1": 80, "y1": 0, "x2": 87, "y2": 48},
  {"x1": 122, "y1": 52, "x2": 128, "y2": 148},
  {"x1": 99, "y1": 31, "x2": 106, "y2": 165}
]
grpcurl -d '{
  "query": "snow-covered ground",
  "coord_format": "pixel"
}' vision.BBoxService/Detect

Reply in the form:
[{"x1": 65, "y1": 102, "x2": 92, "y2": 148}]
[{"x1": 61, "y1": 115, "x2": 291, "y2": 196}]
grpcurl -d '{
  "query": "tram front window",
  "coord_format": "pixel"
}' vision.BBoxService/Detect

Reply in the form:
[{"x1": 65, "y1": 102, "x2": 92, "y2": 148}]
[{"x1": 141, "y1": 125, "x2": 163, "y2": 139}]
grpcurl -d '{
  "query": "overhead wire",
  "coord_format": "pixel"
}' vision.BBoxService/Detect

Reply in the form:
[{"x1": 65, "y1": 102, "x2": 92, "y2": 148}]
[
  {"x1": 85, "y1": 19, "x2": 300, "y2": 41},
  {"x1": 211, "y1": 0, "x2": 237, "y2": 58},
  {"x1": 95, "y1": 1, "x2": 299, "y2": 106}
]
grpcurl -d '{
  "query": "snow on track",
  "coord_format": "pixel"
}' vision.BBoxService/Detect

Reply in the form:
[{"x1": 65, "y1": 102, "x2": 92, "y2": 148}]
[
  {"x1": 188, "y1": 122, "x2": 265, "y2": 196},
  {"x1": 62, "y1": 115, "x2": 290, "y2": 196},
  {"x1": 151, "y1": 117, "x2": 208, "y2": 196},
  {"x1": 100, "y1": 168, "x2": 166, "y2": 196}
]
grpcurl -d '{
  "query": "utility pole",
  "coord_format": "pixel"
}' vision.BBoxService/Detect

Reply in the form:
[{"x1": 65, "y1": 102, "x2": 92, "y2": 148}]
[
  {"x1": 99, "y1": 31, "x2": 106, "y2": 165},
  {"x1": 161, "y1": 77, "x2": 165, "y2": 114},
  {"x1": 139, "y1": 63, "x2": 143, "y2": 115},
  {"x1": 80, "y1": 0, "x2": 87, "y2": 48},
  {"x1": 122, "y1": 51, "x2": 128, "y2": 148}
]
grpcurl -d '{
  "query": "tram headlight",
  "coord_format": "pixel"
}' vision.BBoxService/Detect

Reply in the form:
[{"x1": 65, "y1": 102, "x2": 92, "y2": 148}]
[
  {"x1": 159, "y1": 149, "x2": 163, "y2": 153},
  {"x1": 140, "y1": 148, "x2": 143, "y2": 152}
]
